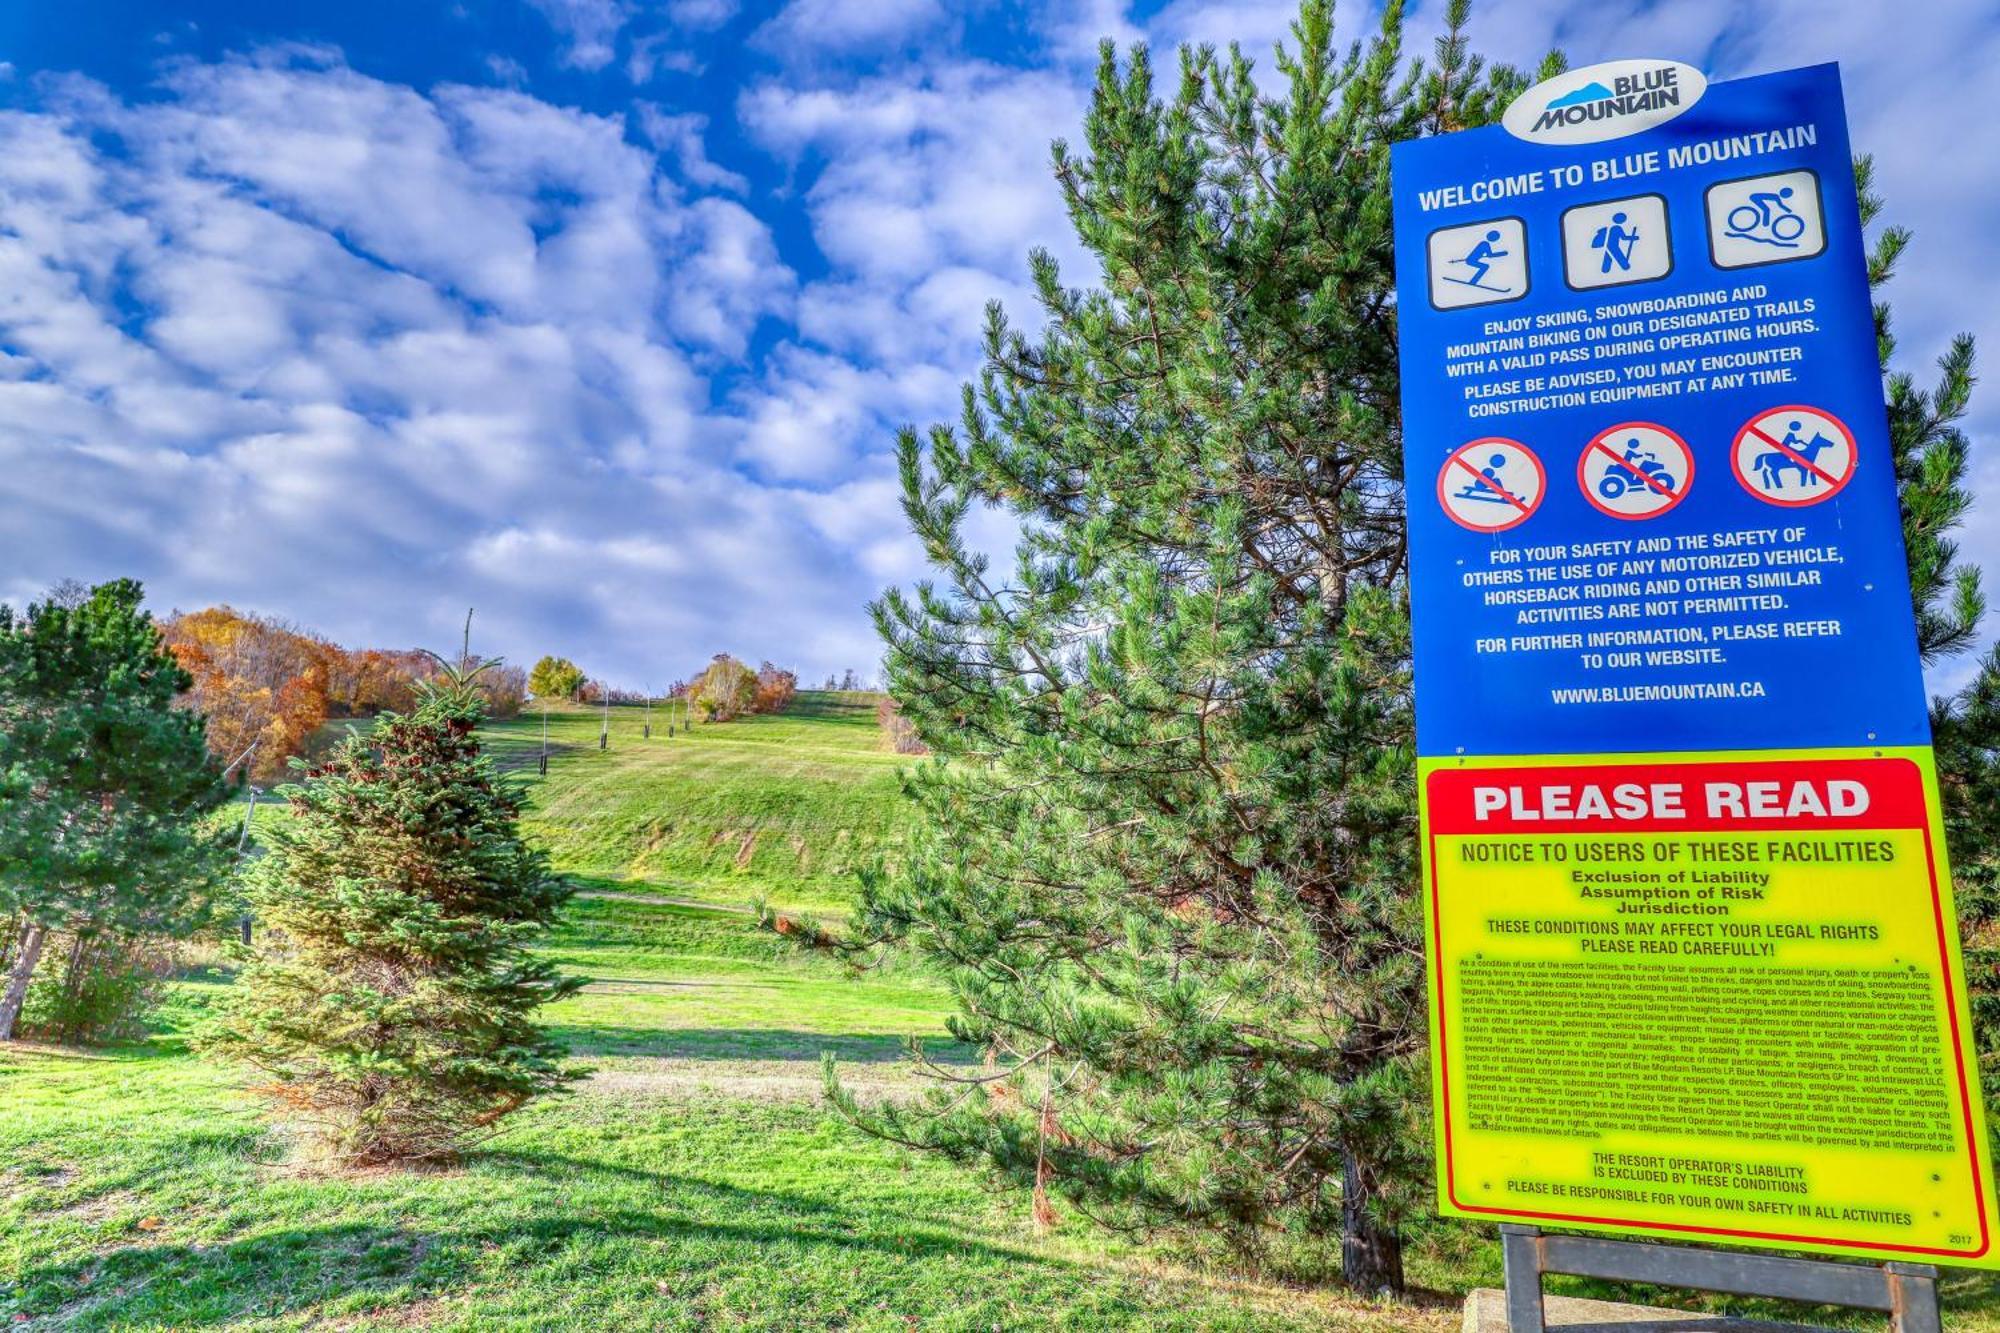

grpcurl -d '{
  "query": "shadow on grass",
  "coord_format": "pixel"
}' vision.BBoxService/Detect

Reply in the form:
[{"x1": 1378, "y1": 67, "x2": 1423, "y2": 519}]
[
  {"x1": 548, "y1": 1024, "x2": 978, "y2": 1064},
  {"x1": 10, "y1": 1152, "x2": 1056, "y2": 1327},
  {"x1": 558, "y1": 876, "x2": 752, "y2": 913},
  {"x1": 778, "y1": 693, "x2": 880, "y2": 728},
  {"x1": 488, "y1": 739, "x2": 580, "y2": 776}
]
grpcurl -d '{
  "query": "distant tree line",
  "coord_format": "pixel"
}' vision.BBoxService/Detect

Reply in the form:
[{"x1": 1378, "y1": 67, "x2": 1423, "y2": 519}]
[{"x1": 164, "y1": 606, "x2": 525, "y2": 782}]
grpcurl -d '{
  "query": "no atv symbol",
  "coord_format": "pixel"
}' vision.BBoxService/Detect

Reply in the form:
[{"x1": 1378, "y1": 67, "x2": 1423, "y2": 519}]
[
  {"x1": 1578, "y1": 422, "x2": 1692, "y2": 520},
  {"x1": 1731, "y1": 405, "x2": 1856, "y2": 507}
]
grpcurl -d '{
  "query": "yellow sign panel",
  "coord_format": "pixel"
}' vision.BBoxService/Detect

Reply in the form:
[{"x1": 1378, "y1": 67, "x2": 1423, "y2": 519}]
[{"x1": 1421, "y1": 746, "x2": 1999, "y2": 1265}]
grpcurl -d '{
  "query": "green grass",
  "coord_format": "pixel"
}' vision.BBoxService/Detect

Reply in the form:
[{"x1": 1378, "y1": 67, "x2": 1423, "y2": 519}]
[
  {"x1": 20, "y1": 693, "x2": 2000, "y2": 1328},
  {"x1": 0, "y1": 899, "x2": 1455, "y2": 1331},
  {"x1": 485, "y1": 691, "x2": 908, "y2": 917}
]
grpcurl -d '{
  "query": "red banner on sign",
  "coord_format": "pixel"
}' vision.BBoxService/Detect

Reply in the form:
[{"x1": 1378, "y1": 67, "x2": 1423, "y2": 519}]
[{"x1": 1425, "y1": 756, "x2": 1926, "y2": 835}]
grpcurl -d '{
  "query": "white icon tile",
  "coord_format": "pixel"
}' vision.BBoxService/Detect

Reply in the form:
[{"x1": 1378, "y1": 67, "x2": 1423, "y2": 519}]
[
  {"x1": 1705, "y1": 170, "x2": 1825, "y2": 269},
  {"x1": 1561, "y1": 194, "x2": 1672, "y2": 290},
  {"x1": 1427, "y1": 218, "x2": 1528, "y2": 309}
]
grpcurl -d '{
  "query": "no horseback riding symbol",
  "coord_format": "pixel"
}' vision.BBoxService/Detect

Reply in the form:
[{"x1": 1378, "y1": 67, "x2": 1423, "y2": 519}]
[
  {"x1": 1438, "y1": 437, "x2": 1544, "y2": 532},
  {"x1": 1731, "y1": 405, "x2": 1857, "y2": 507},
  {"x1": 1578, "y1": 422, "x2": 1692, "y2": 520}
]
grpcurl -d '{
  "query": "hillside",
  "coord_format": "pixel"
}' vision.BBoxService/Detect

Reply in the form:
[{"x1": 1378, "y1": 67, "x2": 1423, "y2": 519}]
[
  {"x1": 485, "y1": 690, "x2": 907, "y2": 917},
  {"x1": 17, "y1": 694, "x2": 2000, "y2": 1327}
]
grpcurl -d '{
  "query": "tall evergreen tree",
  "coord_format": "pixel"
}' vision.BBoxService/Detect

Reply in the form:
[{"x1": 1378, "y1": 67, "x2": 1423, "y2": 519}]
[
  {"x1": 0, "y1": 579, "x2": 232, "y2": 1041},
  {"x1": 822, "y1": 3, "x2": 1547, "y2": 1293},
  {"x1": 204, "y1": 658, "x2": 582, "y2": 1164},
  {"x1": 1863, "y1": 151, "x2": 2000, "y2": 1119},
  {"x1": 813, "y1": 0, "x2": 1998, "y2": 1296}
]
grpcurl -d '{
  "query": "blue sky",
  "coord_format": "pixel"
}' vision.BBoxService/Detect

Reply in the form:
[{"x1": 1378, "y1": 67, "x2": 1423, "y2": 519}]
[{"x1": 0, "y1": 0, "x2": 1994, "y2": 691}]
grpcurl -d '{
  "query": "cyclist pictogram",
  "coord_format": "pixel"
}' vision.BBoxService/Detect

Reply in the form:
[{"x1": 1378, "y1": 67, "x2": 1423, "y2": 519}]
[
  {"x1": 1438, "y1": 438, "x2": 1545, "y2": 531},
  {"x1": 1577, "y1": 423, "x2": 1693, "y2": 520},
  {"x1": 1706, "y1": 170, "x2": 1826, "y2": 269},
  {"x1": 1727, "y1": 188, "x2": 1807, "y2": 247},
  {"x1": 1730, "y1": 405, "x2": 1856, "y2": 506}
]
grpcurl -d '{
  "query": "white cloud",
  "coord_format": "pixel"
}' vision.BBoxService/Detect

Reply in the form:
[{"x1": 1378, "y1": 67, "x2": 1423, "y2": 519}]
[
  {"x1": 525, "y1": 0, "x2": 631, "y2": 71},
  {"x1": 627, "y1": 32, "x2": 701, "y2": 83},
  {"x1": 5, "y1": 1, "x2": 1994, "y2": 697},
  {"x1": 730, "y1": 53, "x2": 1085, "y2": 511},
  {"x1": 751, "y1": 0, "x2": 948, "y2": 58},
  {"x1": 665, "y1": 0, "x2": 736, "y2": 32},
  {"x1": 525, "y1": 0, "x2": 740, "y2": 84},
  {"x1": 0, "y1": 50, "x2": 908, "y2": 686},
  {"x1": 634, "y1": 104, "x2": 748, "y2": 193},
  {"x1": 741, "y1": 57, "x2": 1085, "y2": 301}
]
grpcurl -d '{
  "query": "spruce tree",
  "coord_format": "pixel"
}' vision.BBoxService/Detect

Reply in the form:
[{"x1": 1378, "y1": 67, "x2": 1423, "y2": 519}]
[
  {"x1": 0, "y1": 579, "x2": 232, "y2": 1041},
  {"x1": 205, "y1": 659, "x2": 582, "y2": 1164},
  {"x1": 827, "y1": 3, "x2": 1545, "y2": 1292}
]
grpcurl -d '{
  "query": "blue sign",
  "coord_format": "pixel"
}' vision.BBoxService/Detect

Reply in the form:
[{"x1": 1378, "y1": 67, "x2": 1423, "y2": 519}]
[{"x1": 1392, "y1": 62, "x2": 1927, "y2": 759}]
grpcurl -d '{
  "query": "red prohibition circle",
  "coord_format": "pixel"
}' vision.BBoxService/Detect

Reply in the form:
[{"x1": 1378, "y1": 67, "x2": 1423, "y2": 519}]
[
  {"x1": 1437, "y1": 437, "x2": 1545, "y2": 534},
  {"x1": 1575, "y1": 422, "x2": 1694, "y2": 521},
  {"x1": 1729, "y1": 404, "x2": 1857, "y2": 508}
]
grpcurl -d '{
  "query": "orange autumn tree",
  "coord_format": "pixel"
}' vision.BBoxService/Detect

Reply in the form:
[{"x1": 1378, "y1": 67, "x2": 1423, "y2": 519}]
[
  {"x1": 161, "y1": 608, "x2": 335, "y2": 782},
  {"x1": 327, "y1": 647, "x2": 432, "y2": 716},
  {"x1": 753, "y1": 661, "x2": 797, "y2": 714}
]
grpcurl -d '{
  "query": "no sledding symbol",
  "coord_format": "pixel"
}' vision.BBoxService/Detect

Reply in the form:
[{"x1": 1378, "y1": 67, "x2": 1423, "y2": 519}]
[
  {"x1": 1731, "y1": 405, "x2": 1856, "y2": 507},
  {"x1": 1438, "y1": 437, "x2": 1545, "y2": 533},
  {"x1": 1577, "y1": 422, "x2": 1693, "y2": 520}
]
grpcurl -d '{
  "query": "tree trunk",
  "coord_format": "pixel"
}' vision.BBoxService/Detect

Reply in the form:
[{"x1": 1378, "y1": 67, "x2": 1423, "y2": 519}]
[
  {"x1": 58, "y1": 933, "x2": 91, "y2": 1045},
  {"x1": 0, "y1": 921, "x2": 47, "y2": 1041},
  {"x1": 1341, "y1": 1148, "x2": 1405, "y2": 1295}
]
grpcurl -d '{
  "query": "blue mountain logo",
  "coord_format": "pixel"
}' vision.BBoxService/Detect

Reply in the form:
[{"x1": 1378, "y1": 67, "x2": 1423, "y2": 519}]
[{"x1": 1546, "y1": 81, "x2": 1615, "y2": 110}]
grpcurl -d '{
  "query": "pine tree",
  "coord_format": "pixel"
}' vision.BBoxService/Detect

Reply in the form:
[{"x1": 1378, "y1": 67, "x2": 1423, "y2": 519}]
[
  {"x1": 824, "y1": 3, "x2": 1546, "y2": 1293},
  {"x1": 204, "y1": 658, "x2": 582, "y2": 1164},
  {"x1": 0, "y1": 579, "x2": 232, "y2": 1041},
  {"x1": 1861, "y1": 153, "x2": 2000, "y2": 1122}
]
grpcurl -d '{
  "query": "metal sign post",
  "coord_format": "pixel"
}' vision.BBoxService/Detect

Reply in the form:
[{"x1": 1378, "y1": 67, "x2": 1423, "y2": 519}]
[
  {"x1": 1389, "y1": 55, "x2": 2000, "y2": 1316},
  {"x1": 234, "y1": 783, "x2": 261, "y2": 945}
]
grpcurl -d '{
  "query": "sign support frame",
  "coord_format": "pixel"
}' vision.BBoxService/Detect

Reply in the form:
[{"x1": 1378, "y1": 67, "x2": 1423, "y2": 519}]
[{"x1": 1499, "y1": 1224, "x2": 1942, "y2": 1332}]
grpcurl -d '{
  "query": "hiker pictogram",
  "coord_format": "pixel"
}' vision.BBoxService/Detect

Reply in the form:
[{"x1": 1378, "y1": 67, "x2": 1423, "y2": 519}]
[
  {"x1": 1560, "y1": 195, "x2": 1671, "y2": 290},
  {"x1": 1438, "y1": 438, "x2": 1545, "y2": 532},
  {"x1": 1592, "y1": 212, "x2": 1638, "y2": 272},
  {"x1": 1577, "y1": 423, "x2": 1693, "y2": 520},
  {"x1": 1426, "y1": 218, "x2": 1528, "y2": 309},
  {"x1": 1731, "y1": 406, "x2": 1857, "y2": 506}
]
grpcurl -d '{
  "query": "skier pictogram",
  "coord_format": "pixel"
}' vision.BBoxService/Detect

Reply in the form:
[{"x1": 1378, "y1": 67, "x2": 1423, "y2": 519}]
[{"x1": 1426, "y1": 218, "x2": 1528, "y2": 310}]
